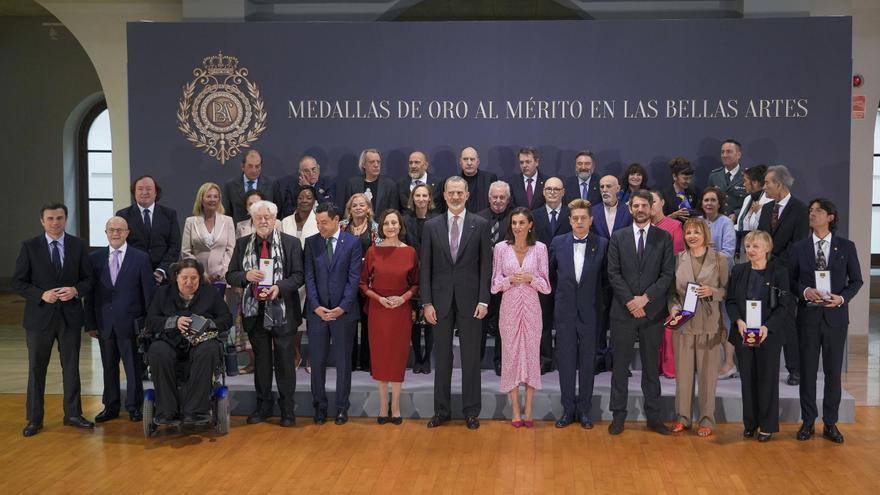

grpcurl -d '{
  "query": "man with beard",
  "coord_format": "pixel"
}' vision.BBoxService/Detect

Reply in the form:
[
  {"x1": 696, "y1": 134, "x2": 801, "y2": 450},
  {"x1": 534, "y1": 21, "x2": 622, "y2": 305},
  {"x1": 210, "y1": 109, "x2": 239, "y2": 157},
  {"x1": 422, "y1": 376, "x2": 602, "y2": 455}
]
[
  {"x1": 397, "y1": 150, "x2": 445, "y2": 212},
  {"x1": 563, "y1": 150, "x2": 601, "y2": 207}
]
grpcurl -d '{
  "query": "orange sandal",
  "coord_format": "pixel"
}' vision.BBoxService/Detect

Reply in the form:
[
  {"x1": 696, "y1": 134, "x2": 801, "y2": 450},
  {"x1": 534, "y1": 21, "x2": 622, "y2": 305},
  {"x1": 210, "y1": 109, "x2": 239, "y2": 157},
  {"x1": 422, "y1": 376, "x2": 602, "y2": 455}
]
[
  {"x1": 671, "y1": 422, "x2": 688, "y2": 433},
  {"x1": 697, "y1": 426, "x2": 713, "y2": 437}
]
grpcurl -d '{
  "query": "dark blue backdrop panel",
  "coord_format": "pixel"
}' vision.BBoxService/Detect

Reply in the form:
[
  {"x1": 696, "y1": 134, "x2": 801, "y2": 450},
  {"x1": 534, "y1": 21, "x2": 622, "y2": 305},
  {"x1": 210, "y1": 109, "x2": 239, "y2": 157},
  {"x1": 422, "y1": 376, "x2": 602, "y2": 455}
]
[{"x1": 127, "y1": 18, "x2": 852, "y2": 233}]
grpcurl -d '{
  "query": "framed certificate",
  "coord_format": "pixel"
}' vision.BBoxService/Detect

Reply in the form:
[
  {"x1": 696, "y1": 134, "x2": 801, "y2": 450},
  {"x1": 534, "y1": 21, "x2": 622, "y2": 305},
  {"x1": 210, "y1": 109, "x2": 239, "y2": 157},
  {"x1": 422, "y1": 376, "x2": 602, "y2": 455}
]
[
  {"x1": 744, "y1": 299, "x2": 762, "y2": 347},
  {"x1": 815, "y1": 270, "x2": 831, "y2": 298},
  {"x1": 258, "y1": 258, "x2": 274, "y2": 288},
  {"x1": 683, "y1": 283, "x2": 700, "y2": 313}
]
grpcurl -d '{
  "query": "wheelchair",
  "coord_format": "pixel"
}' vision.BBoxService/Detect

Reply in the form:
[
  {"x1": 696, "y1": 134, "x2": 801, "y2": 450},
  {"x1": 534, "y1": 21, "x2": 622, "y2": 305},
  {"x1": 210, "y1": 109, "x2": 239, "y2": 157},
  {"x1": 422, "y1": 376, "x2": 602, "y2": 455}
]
[{"x1": 139, "y1": 329, "x2": 231, "y2": 437}]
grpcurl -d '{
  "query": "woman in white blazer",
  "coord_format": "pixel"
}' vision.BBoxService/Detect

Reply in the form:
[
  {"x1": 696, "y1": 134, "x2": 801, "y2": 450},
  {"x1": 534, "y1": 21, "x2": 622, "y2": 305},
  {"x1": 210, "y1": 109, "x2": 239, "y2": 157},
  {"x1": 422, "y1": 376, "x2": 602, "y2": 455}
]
[{"x1": 181, "y1": 182, "x2": 236, "y2": 294}]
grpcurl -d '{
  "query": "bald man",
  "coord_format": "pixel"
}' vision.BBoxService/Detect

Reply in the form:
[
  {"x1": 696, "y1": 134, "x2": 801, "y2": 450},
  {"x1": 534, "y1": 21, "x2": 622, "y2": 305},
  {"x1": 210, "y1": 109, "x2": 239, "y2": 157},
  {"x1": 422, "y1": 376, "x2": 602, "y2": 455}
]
[
  {"x1": 397, "y1": 150, "x2": 446, "y2": 212},
  {"x1": 459, "y1": 147, "x2": 498, "y2": 213}
]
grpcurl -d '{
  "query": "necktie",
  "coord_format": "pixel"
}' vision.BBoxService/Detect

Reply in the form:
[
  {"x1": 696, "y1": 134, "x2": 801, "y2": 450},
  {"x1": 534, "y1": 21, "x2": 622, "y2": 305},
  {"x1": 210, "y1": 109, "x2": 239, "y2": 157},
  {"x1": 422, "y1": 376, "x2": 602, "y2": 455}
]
[
  {"x1": 490, "y1": 217, "x2": 500, "y2": 245},
  {"x1": 143, "y1": 208, "x2": 152, "y2": 236},
  {"x1": 581, "y1": 181, "x2": 588, "y2": 200},
  {"x1": 816, "y1": 239, "x2": 828, "y2": 270},
  {"x1": 738, "y1": 196, "x2": 751, "y2": 230},
  {"x1": 450, "y1": 215, "x2": 460, "y2": 261},
  {"x1": 771, "y1": 203, "x2": 781, "y2": 231},
  {"x1": 526, "y1": 178, "x2": 534, "y2": 207},
  {"x1": 413, "y1": 179, "x2": 423, "y2": 187},
  {"x1": 573, "y1": 237, "x2": 587, "y2": 244},
  {"x1": 637, "y1": 229, "x2": 645, "y2": 258},
  {"x1": 247, "y1": 180, "x2": 256, "y2": 191},
  {"x1": 110, "y1": 249, "x2": 120, "y2": 285},
  {"x1": 51, "y1": 240, "x2": 62, "y2": 274},
  {"x1": 727, "y1": 171, "x2": 734, "y2": 184},
  {"x1": 260, "y1": 238, "x2": 269, "y2": 259},
  {"x1": 549, "y1": 210, "x2": 558, "y2": 235},
  {"x1": 326, "y1": 237, "x2": 334, "y2": 260}
]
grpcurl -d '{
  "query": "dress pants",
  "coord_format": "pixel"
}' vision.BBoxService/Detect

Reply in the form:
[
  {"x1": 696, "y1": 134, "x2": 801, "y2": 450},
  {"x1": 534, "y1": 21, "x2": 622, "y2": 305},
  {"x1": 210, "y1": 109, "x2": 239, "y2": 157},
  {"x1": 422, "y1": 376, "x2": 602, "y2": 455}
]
[
  {"x1": 352, "y1": 294, "x2": 370, "y2": 370},
  {"x1": 739, "y1": 332, "x2": 782, "y2": 433},
  {"x1": 798, "y1": 316, "x2": 847, "y2": 425},
  {"x1": 538, "y1": 293, "x2": 555, "y2": 367},
  {"x1": 248, "y1": 321, "x2": 297, "y2": 416},
  {"x1": 308, "y1": 318, "x2": 355, "y2": 412},
  {"x1": 480, "y1": 292, "x2": 502, "y2": 366},
  {"x1": 672, "y1": 332, "x2": 722, "y2": 427},
  {"x1": 555, "y1": 322, "x2": 597, "y2": 416},
  {"x1": 434, "y1": 295, "x2": 482, "y2": 418},
  {"x1": 609, "y1": 317, "x2": 663, "y2": 422},
  {"x1": 98, "y1": 331, "x2": 143, "y2": 413},
  {"x1": 596, "y1": 287, "x2": 613, "y2": 371},
  {"x1": 782, "y1": 313, "x2": 800, "y2": 374},
  {"x1": 26, "y1": 311, "x2": 83, "y2": 423},
  {"x1": 148, "y1": 339, "x2": 221, "y2": 417},
  {"x1": 412, "y1": 322, "x2": 434, "y2": 368}
]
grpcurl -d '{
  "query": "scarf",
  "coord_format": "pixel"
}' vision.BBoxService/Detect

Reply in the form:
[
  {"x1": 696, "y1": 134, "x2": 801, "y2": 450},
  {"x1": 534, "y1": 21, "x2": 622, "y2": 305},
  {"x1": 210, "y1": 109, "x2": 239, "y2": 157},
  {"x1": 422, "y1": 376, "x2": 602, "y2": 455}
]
[{"x1": 241, "y1": 229, "x2": 287, "y2": 329}]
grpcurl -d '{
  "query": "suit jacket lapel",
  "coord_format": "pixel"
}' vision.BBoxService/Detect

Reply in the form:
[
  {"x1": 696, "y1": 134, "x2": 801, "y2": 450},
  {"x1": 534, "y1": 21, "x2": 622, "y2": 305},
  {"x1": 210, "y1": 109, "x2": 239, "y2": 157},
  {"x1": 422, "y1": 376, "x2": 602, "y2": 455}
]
[
  {"x1": 456, "y1": 214, "x2": 477, "y2": 261},
  {"x1": 438, "y1": 215, "x2": 454, "y2": 264}
]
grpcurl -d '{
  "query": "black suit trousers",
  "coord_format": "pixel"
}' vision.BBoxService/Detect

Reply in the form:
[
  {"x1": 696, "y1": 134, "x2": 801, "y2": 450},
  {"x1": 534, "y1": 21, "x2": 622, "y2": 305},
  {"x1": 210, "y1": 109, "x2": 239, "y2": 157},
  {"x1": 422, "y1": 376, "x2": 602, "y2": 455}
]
[
  {"x1": 539, "y1": 292, "x2": 555, "y2": 364},
  {"x1": 434, "y1": 295, "x2": 482, "y2": 418},
  {"x1": 556, "y1": 323, "x2": 597, "y2": 416},
  {"x1": 609, "y1": 317, "x2": 663, "y2": 422},
  {"x1": 308, "y1": 319, "x2": 355, "y2": 412},
  {"x1": 739, "y1": 333, "x2": 782, "y2": 433},
  {"x1": 783, "y1": 307, "x2": 800, "y2": 373},
  {"x1": 480, "y1": 292, "x2": 502, "y2": 365},
  {"x1": 798, "y1": 316, "x2": 846, "y2": 425},
  {"x1": 26, "y1": 311, "x2": 83, "y2": 422},
  {"x1": 148, "y1": 339, "x2": 221, "y2": 417},
  {"x1": 248, "y1": 321, "x2": 297, "y2": 416},
  {"x1": 99, "y1": 332, "x2": 143, "y2": 412}
]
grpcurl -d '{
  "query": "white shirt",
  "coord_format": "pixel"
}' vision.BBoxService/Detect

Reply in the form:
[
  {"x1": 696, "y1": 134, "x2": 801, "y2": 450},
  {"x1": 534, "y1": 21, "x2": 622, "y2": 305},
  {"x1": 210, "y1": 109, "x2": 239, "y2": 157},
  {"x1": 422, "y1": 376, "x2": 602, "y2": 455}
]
[
  {"x1": 573, "y1": 233, "x2": 587, "y2": 283},
  {"x1": 137, "y1": 202, "x2": 155, "y2": 219},
  {"x1": 737, "y1": 191, "x2": 772, "y2": 232},
  {"x1": 579, "y1": 177, "x2": 592, "y2": 197},
  {"x1": 447, "y1": 210, "x2": 466, "y2": 249},
  {"x1": 632, "y1": 223, "x2": 651, "y2": 252},
  {"x1": 774, "y1": 193, "x2": 792, "y2": 218},
  {"x1": 108, "y1": 242, "x2": 128, "y2": 269},
  {"x1": 326, "y1": 227, "x2": 340, "y2": 248},
  {"x1": 522, "y1": 173, "x2": 537, "y2": 191},
  {"x1": 243, "y1": 174, "x2": 260, "y2": 192},
  {"x1": 604, "y1": 203, "x2": 618, "y2": 235},
  {"x1": 545, "y1": 204, "x2": 561, "y2": 223},
  {"x1": 45, "y1": 232, "x2": 65, "y2": 266},
  {"x1": 725, "y1": 164, "x2": 741, "y2": 181},
  {"x1": 410, "y1": 173, "x2": 428, "y2": 190},
  {"x1": 813, "y1": 232, "x2": 832, "y2": 264}
]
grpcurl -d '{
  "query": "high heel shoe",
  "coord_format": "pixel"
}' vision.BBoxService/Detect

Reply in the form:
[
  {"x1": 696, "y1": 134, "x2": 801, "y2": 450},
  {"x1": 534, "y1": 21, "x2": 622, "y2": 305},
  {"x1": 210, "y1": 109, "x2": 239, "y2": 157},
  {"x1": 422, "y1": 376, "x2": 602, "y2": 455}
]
[
  {"x1": 511, "y1": 420, "x2": 524, "y2": 428},
  {"x1": 523, "y1": 420, "x2": 534, "y2": 428}
]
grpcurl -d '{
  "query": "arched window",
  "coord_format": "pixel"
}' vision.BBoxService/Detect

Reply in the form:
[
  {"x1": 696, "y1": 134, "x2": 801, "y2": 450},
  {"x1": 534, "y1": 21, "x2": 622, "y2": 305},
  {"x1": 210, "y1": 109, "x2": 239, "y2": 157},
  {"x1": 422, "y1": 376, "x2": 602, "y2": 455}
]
[{"x1": 77, "y1": 99, "x2": 113, "y2": 247}]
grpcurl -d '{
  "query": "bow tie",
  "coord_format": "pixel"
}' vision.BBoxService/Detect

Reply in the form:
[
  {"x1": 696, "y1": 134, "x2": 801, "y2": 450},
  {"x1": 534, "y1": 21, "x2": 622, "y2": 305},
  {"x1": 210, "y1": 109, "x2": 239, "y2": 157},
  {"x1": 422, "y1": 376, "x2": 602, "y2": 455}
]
[{"x1": 573, "y1": 238, "x2": 587, "y2": 244}]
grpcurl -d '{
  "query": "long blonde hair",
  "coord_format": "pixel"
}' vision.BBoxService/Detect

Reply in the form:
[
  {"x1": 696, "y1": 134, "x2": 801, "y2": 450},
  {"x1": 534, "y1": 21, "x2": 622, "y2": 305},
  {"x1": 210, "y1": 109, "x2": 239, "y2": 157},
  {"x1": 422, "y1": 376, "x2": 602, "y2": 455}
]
[
  {"x1": 344, "y1": 193, "x2": 374, "y2": 224},
  {"x1": 192, "y1": 182, "x2": 224, "y2": 216}
]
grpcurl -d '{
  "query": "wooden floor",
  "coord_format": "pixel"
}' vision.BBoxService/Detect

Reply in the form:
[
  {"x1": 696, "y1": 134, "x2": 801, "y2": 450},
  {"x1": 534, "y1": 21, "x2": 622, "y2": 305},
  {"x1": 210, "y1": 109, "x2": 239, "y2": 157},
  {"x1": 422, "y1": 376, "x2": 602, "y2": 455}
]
[{"x1": 0, "y1": 292, "x2": 879, "y2": 494}]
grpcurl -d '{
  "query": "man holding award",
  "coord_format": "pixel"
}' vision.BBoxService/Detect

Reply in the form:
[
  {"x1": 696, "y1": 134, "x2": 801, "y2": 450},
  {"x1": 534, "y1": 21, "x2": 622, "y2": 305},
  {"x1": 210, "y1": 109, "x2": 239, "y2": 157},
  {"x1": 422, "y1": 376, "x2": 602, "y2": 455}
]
[
  {"x1": 791, "y1": 199, "x2": 863, "y2": 443},
  {"x1": 227, "y1": 200, "x2": 305, "y2": 428}
]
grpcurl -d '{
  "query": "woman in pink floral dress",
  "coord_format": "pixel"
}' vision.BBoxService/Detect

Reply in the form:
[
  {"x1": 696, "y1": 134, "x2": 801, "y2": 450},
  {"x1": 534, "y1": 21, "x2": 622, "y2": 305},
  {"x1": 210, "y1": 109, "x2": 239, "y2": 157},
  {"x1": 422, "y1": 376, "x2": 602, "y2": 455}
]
[{"x1": 491, "y1": 207, "x2": 551, "y2": 428}]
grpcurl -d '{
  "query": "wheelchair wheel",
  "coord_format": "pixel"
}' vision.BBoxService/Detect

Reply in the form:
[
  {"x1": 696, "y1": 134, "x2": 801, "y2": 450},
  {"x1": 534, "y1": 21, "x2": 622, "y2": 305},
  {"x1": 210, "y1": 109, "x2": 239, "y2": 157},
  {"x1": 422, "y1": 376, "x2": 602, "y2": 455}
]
[
  {"x1": 215, "y1": 393, "x2": 230, "y2": 434},
  {"x1": 143, "y1": 390, "x2": 157, "y2": 437}
]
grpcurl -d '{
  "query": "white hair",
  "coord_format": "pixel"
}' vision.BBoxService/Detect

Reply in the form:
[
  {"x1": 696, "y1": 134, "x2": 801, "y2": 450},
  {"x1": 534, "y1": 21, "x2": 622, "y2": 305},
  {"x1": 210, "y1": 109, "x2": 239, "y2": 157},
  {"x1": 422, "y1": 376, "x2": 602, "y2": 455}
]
[
  {"x1": 488, "y1": 180, "x2": 510, "y2": 199},
  {"x1": 249, "y1": 200, "x2": 278, "y2": 218}
]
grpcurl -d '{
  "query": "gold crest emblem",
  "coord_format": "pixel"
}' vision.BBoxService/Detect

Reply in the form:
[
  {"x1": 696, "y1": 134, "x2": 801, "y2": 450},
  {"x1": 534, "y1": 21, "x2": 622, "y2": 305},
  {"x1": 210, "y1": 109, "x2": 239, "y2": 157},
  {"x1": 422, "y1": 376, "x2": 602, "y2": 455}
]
[{"x1": 177, "y1": 51, "x2": 267, "y2": 164}]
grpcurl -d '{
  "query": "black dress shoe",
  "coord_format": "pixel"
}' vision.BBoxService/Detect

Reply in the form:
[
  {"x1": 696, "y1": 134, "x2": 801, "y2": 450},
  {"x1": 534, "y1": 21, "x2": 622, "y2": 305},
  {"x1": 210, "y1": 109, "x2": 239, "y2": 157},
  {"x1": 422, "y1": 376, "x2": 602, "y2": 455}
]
[
  {"x1": 64, "y1": 416, "x2": 96, "y2": 429},
  {"x1": 540, "y1": 363, "x2": 553, "y2": 375},
  {"x1": 823, "y1": 424, "x2": 845, "y2": 443},
  {"x1": 757, "y1": 431, "x2": 772, "y2": 442},
  {"x1": 647, "y1": 421, "x2": 671, "y2": 436},
  {"x1": 494, "y1": 363, "x2": 502, "y2": 377},
  {"x1": 465, "y1": 416, "x2": 480, "y2": 430},
  {"x1": 555, "y1": 414, "x2": 574, "y2": 428},
  {"x1": 743, "y1": 428, "x2": 756, "y2": 438},
  {"x1": 335, "y1": 411, "x2": 349, "y2": 425},
  {"x1": 578, "y1": 413, "x2": 593, "y2": 429},
  {"x1": 314, "y1": 408, "x2": 328, "y2": 425},
  {"x1": 608, "y1": 419, "x2": 625, "y2": 435},
  {"x1": 22, "y1": 422, "x2": 42, "y2": 437},
  {"x1": 94, "y1": 409, "x2": 119, "y2": 423},
  {"x1": 796, "y1": 422, "x2": 815, "y2": 441},
  {"x1": 246, "y1": 410, "x2": 272, "y2": 424},
  {"x1": 426, "y1": 415, "x2": 449, "y2": 428},
  {"x1": 786, "y1": 372, "x2": 801, "y2": 386},
  {"x1": 154, "y1": 413, "x2": 180, "y2": 426},
  {"x1": 129, "y1": 409, "x2": 143, "y2": 422},
  {"x1": 377, "y1": 416, "x2": 390, "y2": 425},
  {"x1": 390, "y1": 416, "x2": 403, "y2": 425},
  {"x1": 280, "y1": 416, "x2": 296, "y2": 428}
]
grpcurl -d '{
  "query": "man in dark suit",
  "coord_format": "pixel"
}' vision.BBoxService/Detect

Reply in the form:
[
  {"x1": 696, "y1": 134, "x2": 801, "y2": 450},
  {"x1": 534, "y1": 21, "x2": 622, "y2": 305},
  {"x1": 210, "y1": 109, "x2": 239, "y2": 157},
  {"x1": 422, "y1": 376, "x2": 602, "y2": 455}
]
[
  {"x1": 532, "y1": 177, "x2": 571, "y2": 373},
  {"x1": 507, "y1": 146, "x2": 547, "y2": 210},
  {"x1": 303, "y1": 202, "x2": 363, "y2": 425},
  {"x1": 550, "y1": 199, "x2": 608, "y2": 429},
  {"x1": 590, "y1": 175, "x2": 632, "y2": 240},
  {"x1": 226, "y1": 200, "x2": 304, "y2": 428},
  {"x1": 222, "y1": 149, "x2": 283, "y2": 224},
  {"x1": 757, "y1": 165, "x2": 809, "y2": 385},
  {"x1": 421, "y1": 176, "x2": 492, "y2": 430},
  {"x1": 476, "y1": 180, "x2": 514, "y2": 375},
  {"x1": 397, "y1": 150, "x2": 445, "y2": 213},
  {"x1": 278, "y1": 155, "x2": 336, "y2": 218},
  {"x1": 84, "y1": 216, "x2": 155, "y2": 423},
  {"x1": 116, "y1": 175, "x2": 181, "y2": 284},
  {"x1": 606, "y1": 190, "x2": 674, "y2": 436},
  {"x1": 707, "y1": 139, "x2": 748, "y2": 218},
  {"x1": 792, "y1": 199, "x2": 863, "y2": 444},
  {"x1": 562, "y1": 150, "x2": 601, "y2": 207},
  {"x1": 12, "y1": 203, "x2": 95, "y2": 437},
  {"x1": 341, "y1": 148, "x2": 399, "y2": 215},
  {"x1": 459, "y1": 146, "x2": 498, "y2": 213}
]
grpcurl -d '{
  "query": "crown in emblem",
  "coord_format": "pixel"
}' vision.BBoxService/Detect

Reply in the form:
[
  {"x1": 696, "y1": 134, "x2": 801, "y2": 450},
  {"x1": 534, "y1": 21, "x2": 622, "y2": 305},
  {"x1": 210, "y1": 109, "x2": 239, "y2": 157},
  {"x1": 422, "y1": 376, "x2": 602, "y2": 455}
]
[{"x1": 202, "y1": 51, "x2": 239, "y2": 76}]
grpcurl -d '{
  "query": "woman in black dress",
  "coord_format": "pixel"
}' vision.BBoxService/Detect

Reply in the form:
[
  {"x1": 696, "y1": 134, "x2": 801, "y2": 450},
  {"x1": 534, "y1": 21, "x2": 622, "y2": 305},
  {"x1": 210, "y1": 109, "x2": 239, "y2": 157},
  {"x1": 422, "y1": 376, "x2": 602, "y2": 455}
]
[{"x1": 403, "y1": 183, "x2": 440, "y2": 373}]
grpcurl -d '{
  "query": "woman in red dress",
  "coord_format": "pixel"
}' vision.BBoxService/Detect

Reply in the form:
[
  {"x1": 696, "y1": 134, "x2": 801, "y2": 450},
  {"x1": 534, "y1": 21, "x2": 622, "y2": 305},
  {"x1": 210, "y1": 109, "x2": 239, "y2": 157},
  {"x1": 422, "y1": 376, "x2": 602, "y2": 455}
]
[{"x1": 359, "y1": 209, "x2": 419, "y2": 424}]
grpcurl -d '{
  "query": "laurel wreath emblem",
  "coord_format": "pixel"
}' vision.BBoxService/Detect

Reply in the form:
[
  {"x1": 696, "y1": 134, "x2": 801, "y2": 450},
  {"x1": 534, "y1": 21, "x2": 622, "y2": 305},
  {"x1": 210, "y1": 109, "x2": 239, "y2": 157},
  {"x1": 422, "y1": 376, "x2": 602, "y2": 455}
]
[{"x1": 177, "y1": 52, "x2": 267, "y2": 165}]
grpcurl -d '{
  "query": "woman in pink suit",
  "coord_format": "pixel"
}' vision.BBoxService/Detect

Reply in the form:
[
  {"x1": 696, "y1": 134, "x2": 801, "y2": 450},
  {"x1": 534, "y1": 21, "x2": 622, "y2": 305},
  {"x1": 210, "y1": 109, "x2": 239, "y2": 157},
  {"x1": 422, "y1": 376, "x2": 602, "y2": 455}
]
[
  {"x1": 651, "y1": 190, "x2": 684, "y2": 379},
  {"x1": 491, "y1": 207, "x2": 551, "y2": 428}
]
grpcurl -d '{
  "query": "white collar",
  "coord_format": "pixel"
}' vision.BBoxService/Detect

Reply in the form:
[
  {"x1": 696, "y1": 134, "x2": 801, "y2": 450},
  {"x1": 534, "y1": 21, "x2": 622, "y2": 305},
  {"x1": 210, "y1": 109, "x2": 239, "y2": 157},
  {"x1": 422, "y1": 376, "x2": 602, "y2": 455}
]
[
  {"x1": 447, "y1": 209, "x2": 466, "y2": 223},
  {"x1": 411, "y1": 172, "x2": 428, "y2": 184},
  {"x1": 812, "y1": 232, "x2": 832, "y2": 245},
  {"x1": 776, "y1": 193, "x2": 791, "y2": 208},
  {"x1": 110, "y1": 242, "x2": 128, "y2": 255},
  {"x1": 45, "y1": 232, "x2": 65, "y2": 245},
  {"x1": 137, "y1": 202, "x2": 155, "y2": 214},
  {"x1": 545, "y1": 204, "x2": 561, "y2": 215},
  {"x1": 632, "y1": 222, "x2": 651, "y2": 236},
  {"x1": 726, "y1": 164, "x2": 741, "y2": 176}
]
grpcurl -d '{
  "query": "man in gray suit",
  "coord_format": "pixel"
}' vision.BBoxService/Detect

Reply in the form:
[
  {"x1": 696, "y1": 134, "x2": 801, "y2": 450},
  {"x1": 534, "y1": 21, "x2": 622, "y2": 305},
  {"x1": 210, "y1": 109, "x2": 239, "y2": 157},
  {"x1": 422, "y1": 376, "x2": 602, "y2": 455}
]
[
  {"x1": 607, "y1": 190, "x2": 675, "y2": 436},
  {"x1": 420, "y1": 176, "x2": 492, "y2": 430},
  {"x1": 222, "y1": 149, "x2": 283, "y2": 223},
  {"x1": 707, "y1": 139, "x2": 747, "y2": 219}
]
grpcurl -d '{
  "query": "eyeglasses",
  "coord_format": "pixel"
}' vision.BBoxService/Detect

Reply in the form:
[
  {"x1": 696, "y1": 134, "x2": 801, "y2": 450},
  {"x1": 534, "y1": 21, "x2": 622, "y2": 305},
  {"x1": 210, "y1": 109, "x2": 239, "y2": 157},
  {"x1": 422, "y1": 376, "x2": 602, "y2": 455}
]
[
  {"x1": 106, "y1": 228, "x2": 129, "y2": 234},
  {"x1": 544, "y1": 187, "x2": 563, "y2": 192}
]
